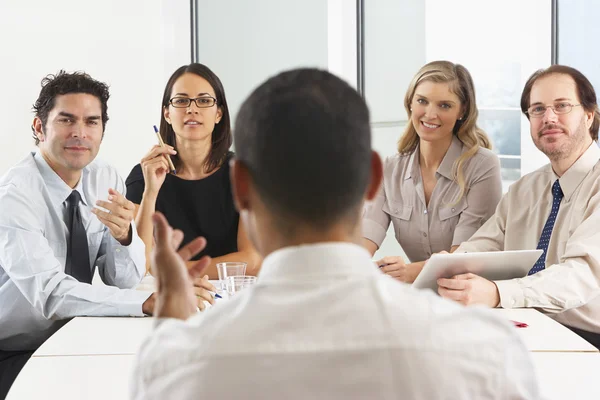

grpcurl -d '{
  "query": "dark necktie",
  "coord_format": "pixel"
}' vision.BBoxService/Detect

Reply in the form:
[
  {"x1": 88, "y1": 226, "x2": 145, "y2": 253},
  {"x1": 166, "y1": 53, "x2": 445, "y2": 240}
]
[
  {"x1": 65, "y1": 190, "x2": 92, "y2": 283},
  {"x1": 528, "y1": 180, "x2": 564, "y2": 275}
]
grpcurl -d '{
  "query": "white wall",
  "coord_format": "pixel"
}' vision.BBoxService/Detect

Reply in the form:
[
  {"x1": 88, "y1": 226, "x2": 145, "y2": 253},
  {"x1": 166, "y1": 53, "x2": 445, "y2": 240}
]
[
  {"x1": 195, "y1": 0, "x2": 329, "y2": 125},
  {"x1": 0, "y1": 0, "x2": 190, "y2": 179}
]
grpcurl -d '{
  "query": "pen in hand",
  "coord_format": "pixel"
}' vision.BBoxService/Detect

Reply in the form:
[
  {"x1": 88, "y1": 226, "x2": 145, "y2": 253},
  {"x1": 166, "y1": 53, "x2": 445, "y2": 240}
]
[{"x1": 153, "y1": 125, "x2": 177, "y2": 174}]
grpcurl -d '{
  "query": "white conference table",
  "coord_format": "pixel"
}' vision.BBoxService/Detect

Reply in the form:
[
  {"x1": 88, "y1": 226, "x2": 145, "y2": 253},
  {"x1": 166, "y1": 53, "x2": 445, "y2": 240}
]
[
  {"x1": 9, "y1": 353, "x2": 600, "y2": 400},
  {"x1": 493, "y1": 308, "x2": 598, "y2": 353},
  {"x1": 7, "y1": 308, "x2": 599, "y2": 399}
]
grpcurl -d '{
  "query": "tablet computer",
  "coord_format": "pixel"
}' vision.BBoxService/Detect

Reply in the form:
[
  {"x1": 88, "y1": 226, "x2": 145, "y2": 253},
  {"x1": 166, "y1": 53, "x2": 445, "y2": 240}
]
[{"x1": 412, "y1": 249, "x2": 543, "y2": 292}]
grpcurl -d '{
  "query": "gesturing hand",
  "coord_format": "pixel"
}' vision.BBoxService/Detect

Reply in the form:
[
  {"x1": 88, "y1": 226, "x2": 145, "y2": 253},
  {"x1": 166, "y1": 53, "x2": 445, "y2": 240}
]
[
  {"x1": 151, "y1": 212, "x2": 212, "y2": 319},
  {"x1": 93, "y1": 188, "x2": 135, "y2": 245},
  {"x1": 140, "y1": 145, "x2": 177, "y2": 195}
]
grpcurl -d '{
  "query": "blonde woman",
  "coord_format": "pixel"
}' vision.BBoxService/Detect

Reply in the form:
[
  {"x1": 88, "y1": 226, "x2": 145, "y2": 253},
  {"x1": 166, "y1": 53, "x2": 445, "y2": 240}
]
[{"x1": 362, "y1": 61, "x2": 502, "y2": 283}]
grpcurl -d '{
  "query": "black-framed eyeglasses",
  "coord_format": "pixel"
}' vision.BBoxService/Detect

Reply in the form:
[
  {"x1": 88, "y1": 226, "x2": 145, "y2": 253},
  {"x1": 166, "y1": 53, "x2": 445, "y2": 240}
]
[
  {"x1": 526, "y1": 102, "x2": 582, "y2": 117},
  {"x1": 169, "y1": 96, "x2": 217, "y2": 108}
]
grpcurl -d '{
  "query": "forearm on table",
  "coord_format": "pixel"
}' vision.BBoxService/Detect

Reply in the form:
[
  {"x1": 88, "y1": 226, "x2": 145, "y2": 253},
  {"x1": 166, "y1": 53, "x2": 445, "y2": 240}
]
[
  {"x1": 185, "y1": 249, "x2": 263, "y2": 279},
  {"x1": 134, "y1": 191, "x2": 158, "y2": 273}
]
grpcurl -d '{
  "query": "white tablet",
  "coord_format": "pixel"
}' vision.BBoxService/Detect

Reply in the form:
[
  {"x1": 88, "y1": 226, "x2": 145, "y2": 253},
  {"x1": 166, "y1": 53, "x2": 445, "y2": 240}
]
[{"x1": 412, "y1": 249, "x2": 543, "y2": 292}]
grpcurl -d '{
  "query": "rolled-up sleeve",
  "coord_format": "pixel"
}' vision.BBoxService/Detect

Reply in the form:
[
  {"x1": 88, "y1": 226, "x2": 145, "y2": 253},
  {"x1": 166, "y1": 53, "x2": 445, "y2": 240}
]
[
  {"x1": 362, "y1": 182, "x2": 390, "y2": 248},
  {"x1": 452, "y1": 152, "x2": 503, "y2": 246}
]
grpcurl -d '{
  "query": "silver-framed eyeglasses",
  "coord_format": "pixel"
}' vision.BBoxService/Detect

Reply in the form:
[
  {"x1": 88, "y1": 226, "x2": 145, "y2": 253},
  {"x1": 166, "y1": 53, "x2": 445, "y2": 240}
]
[
  {"x1": 169, "y1": 96, "x2": 217, "y2": 108},
  {"x1": 526, "y1": 102, "x2": 582, "y2": 117}
]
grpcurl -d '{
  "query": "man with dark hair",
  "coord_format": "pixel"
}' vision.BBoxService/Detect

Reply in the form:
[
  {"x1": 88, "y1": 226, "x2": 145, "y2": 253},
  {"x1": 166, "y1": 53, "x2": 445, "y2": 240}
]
[
  {"x1": 438, "y1": 65, "x2": 600, "y2": 348},
  {"x1": 0, "y1": 71, "x2": 156, "y2": 398},
  {"x1": 131, "y1": 69, "x2": 538, "y2": 399}
]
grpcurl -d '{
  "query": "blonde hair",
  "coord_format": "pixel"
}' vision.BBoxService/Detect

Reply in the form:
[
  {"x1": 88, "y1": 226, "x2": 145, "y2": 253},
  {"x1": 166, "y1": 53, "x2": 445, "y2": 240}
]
[{"x1": 398, "y1": 60, "x2": 492, "y2": 202}]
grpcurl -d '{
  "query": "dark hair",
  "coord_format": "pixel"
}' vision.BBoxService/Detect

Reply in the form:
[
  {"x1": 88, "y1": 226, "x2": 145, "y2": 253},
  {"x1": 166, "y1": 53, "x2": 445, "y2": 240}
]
[
  {"x1": 31, "y1": 70, "x2": 110, "y2": 145},
  {"x1": 234, "y1": 68, "x2": 372, "y2": 230},
  {"x1": 521, "y1": 64, "x2": 599, "y2": 141},
  {"x1": 160, "y1": 63, "x2": 232, "y2": 172}
]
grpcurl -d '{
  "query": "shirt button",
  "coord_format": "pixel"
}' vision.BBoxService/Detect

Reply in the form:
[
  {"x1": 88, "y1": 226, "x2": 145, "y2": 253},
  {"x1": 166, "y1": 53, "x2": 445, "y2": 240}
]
[
  {"x1": 423, "y1": 232, "x2": 428, "y2": 237},
  {"x1": 451, "y1": 208, "x2": 456, "y2": 212},
  {"x1": 116, "y1": 249, "x2": 121, "y2": 253},
  {"x1": 424, "y1": 210, "x2": 428, "y2": 214},
  {"x1": 394, "y1": 209, "x2": 399, "y2": 213}
]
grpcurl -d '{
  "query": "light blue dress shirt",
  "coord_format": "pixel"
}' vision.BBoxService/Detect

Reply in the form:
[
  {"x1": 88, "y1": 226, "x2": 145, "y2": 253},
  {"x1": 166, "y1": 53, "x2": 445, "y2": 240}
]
[{"x1": 0, "y1": 152, "x2": 150, "y2": 351}]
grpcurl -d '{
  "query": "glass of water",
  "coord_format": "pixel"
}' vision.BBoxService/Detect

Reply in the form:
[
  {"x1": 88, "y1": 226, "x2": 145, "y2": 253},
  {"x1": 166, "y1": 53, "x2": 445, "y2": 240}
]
[
  {"x1": 225, "y1": 275, "x2": 257, "y2": 296},
  {"x1": 216, "y1": 262, "x2": 247, "y2": 292}
]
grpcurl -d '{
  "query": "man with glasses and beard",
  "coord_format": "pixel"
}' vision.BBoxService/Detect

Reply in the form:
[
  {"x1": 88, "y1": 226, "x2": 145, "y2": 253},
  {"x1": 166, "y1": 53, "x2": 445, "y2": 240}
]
[{"x1": 437, "y1": 65, "x2": 600, "y2": 349}]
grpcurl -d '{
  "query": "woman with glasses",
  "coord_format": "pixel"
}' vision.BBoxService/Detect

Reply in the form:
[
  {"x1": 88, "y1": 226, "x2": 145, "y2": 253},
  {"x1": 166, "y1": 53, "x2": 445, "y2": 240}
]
[
  {"x1": 126, "y1": 64, "x2": 261, "y2": 285},
  {"x1": 362, "y1": 61, "x2": 502, "y2": 283}
]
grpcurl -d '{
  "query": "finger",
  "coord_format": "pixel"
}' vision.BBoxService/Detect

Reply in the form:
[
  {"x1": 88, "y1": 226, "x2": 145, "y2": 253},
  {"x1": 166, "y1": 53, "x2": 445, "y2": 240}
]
[
  {"x1": 385, "y1": 270, "x2": 404, "y2": 279},
  {"x1": 94, "y1": 201, "x2": 130, "y2": 219},
  {"x1": 378, "y1": 256, "x2": 396, "y2": 264},
  {"x1": 152, "y1": 212, "x2": 173, "y2": 246},
  {"x1": 437, "y1": 277, "x2": 471, "y2": 290},
  {"x1": 170, "y1": 229, "x2": 185, "y2": 251},
  {"x1": 107, "y1": 189, "x2": 135, "y2": 210},
  {"x1": 452, "y1": 273, "x2": 477, "y2": 280},
  {"x1": 202, "y1": 275, "x2": 217, "y2": 292},
  {"x1": 380, "y1": 263, "x2": 402, "y2": 273},
  {"x1": 177, "y1": 236, "x2": 208, "y2": 262},
  {"x1": 438, "y1": 286, "x2": 463, "y2": 301},
  {"x1": 141, "y1": 145, "x2": 176, "y2": 162},
  {"x1": 188, "y1": 256, "x2": 211, "y2": 279},
  {"x1": 196, "y1": 297, "x2": 206, "y2": 311},
  {"x1": 142, "y1": 157, "x2": 170, "y2": 173},
  {"x1": 93, "y1": 211, "x2": 127, "y2": 233},
  {"x1": 92, "y1": 207, "x2": 129, "y2": 228},
  {"x1": 194, "y1": 287, "x2": 215, "y2": 305},
  {"x1": 193, "y1": 274, "x2": 217, "y2": 292}
]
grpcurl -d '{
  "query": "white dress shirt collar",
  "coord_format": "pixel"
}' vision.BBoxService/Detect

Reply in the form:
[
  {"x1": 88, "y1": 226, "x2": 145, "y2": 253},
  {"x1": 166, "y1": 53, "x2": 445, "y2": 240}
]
[
  {"x1": 33, "y1": 151, "x2": 89, "y2": 206},
  {"x1": 557, "y1": 141, "x2": 600, "y2": 202},
  {"x1": 258, "y1": 242, "x2": 375, "y2": 281}
]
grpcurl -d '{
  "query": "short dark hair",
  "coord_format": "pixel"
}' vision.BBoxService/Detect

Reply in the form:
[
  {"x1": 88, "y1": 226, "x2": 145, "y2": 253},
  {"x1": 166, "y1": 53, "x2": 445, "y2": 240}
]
[
  {"x1": 234, "y1": 68, "x2": 372, "y2": 230},
  {"x1": 160, "y1": 63, "x2": 232, "y2": 173},
  {"x1": 31, "y1": 70, "x2": 110, "y2": 145},
  {"x1": 521, "y1": 64, "x2": 599, "y2": 141}
]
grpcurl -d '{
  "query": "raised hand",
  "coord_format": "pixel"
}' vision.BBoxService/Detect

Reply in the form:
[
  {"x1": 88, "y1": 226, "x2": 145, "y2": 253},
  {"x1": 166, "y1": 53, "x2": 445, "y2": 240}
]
[
  {"x1": 140, "y1": 145, "x2": 177, "y2": 195},
  {"x1": 93, "y1": 188, "x2": 136, "y2": 245}
]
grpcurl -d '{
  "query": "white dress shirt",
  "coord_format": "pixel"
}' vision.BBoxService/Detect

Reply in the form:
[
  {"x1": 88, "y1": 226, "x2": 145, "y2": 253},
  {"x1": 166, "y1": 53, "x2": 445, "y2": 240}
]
[
  {"x1": 132, "y1": 242, "x2": 539, "y2": 400},
  {"x1": 457, "y1": 142, "x2": 600, "y2": 333},
  {"x1": 0, "y1": 152, "x2": 150, "y2": 351}
]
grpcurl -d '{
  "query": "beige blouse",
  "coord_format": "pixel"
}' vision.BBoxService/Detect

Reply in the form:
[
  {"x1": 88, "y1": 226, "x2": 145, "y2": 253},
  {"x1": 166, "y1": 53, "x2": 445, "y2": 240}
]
[{"x1": 363, "y1": 135, "x2": 502, "y2": 262}]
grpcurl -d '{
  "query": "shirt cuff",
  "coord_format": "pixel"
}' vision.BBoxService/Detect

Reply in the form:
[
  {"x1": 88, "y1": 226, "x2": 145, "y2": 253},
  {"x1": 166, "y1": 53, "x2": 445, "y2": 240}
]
[
  {"x1": 495, "y1": 279, "x2": 526, "y2": 308},
  {"x1": 111, "y1": 223, "x2": 146, "y2": 271},
  {"x1": 362, "y1": 219, "x2": 387, "y2": 247},
  {"x1": 123, "y1": 290, "x2": 154, "y2": 316}
]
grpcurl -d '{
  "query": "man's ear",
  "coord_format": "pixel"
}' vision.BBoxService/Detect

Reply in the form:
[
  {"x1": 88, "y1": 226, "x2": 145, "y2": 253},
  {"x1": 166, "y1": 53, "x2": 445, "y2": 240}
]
[
  {"x1": 365, "y1": 151, "x2": 383, "y2": 201},
  {"x1": 230, "y1": 159, "x2": 252, "y2": 213},
  {"x1": 585, "y1": 109, "x2": 594, "y2": 131},
  {"x1": 32, "y1": 117, "x2": 45, "y2": 142}
]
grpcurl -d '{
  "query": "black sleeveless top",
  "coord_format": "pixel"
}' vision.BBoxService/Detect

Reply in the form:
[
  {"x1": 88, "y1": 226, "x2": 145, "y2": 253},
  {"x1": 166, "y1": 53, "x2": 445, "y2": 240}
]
[{"x1": 125, "y1": 152, "x2": 239, "y2": 260}]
